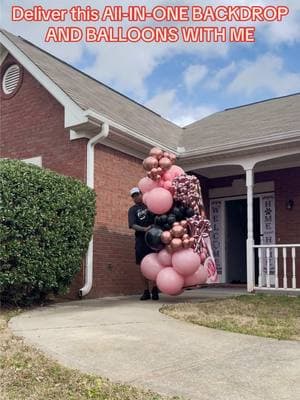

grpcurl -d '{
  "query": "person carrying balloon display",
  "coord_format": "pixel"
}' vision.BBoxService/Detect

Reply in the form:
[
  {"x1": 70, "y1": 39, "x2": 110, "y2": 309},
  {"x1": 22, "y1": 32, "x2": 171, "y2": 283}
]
[
  {"x1": 128, "y1": 187, "x2": 160, "y2": 300},
  {"x1": 134, "y1": 147, "x2": 218, "y2": 296}
]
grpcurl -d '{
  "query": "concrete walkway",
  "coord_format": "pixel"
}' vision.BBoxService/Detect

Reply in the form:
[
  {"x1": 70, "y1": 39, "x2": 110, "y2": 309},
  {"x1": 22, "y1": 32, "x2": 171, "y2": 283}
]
[{"x1": 10, "y1": 288, "x2": 300, "y2": 400}]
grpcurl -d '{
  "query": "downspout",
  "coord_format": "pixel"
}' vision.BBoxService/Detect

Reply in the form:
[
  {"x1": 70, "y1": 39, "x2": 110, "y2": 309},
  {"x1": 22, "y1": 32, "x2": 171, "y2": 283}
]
[{"x1": 79, "y1": 123, "x2": 109, "y2": 297}]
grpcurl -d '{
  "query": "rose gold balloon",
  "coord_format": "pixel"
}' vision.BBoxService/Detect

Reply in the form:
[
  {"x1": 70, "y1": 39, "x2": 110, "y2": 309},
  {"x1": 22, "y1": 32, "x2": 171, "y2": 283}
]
[
  {"x1": 184, "y1": 228, "x2": 188, "y2": 234},
  {"x1": 189, "y1": 237, "x2": 195, "y2": 246},
  {"x1": 159, "y1": 157, "x2": 172, "y2": 170},
  {"x1": 173, "y1": 222, "x2": 180, "y2": 226},
  {"x1": 182, "y1": 239, "x2": 190, "y2": 248},
  {"x1": 163, "y1": 152, "x2": 171, "y2": 159},
  {"x1": 149, "y1": 147, "x2": 163, "y2": 160},
  {"x1": 157, "y1": 167, "x2": 163, "y2": 174},
  {"x1": 171, "y1": 238, "x2": 182, "y2": 250},
  {"x1": 169, "y1": 153, "x2": 176, "y2": 163},
  {"x1": 180, "y1": 220, "x2": 188, "y2": 228},
  {"x1": 182, "y1": 234, "x2": 189, "y2": 240},
  {"x1": 143, "y1": 156, "x2": 158, "y2": 171},
  {"x1": 171, "y1": 225, "x2": 184, "y2": 238},
  {"x1": 161, "y1": 231, "x2": 172, "y2": 244},
  {"x1": 166, "y1": 244, "x2": 174, "y2": 253}
]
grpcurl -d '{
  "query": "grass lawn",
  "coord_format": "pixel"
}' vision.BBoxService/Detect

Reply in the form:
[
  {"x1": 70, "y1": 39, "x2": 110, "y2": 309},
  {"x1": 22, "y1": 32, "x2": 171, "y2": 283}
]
[
  {"x1": 160, "y1": 294, "x2": 300, "y2": 340},
  {"x1": 0, "y1": 309, "x2": 181, "y2": 400}
]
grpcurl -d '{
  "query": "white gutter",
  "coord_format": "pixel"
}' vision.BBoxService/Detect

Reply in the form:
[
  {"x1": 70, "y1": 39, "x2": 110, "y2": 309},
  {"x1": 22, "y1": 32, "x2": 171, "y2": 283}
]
[
  {"x1": 79, "y1": 123, "x2": 109, "y2": 297},
  {"x1": 84, "y1": 109, "x2": 178, "y2": 154}
]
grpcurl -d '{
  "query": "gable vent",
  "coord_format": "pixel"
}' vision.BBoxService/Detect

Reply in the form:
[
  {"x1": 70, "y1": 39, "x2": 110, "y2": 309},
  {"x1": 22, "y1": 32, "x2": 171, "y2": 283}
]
[{"x1": 2, "y1": 64, "x2": 21, "y2": 95}]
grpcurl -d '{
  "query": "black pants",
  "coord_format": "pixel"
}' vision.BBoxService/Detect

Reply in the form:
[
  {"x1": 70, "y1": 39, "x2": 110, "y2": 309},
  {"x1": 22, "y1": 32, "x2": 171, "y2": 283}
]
[{"x1": 135, "y1": 237, "x2": 152, "y2": 264}]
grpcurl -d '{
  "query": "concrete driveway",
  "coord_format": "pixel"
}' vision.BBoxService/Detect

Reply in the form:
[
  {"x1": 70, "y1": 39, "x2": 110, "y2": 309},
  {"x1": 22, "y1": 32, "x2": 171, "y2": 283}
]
[{"x1": 9, "y1": 288, "x2": 300, "y2": 400}]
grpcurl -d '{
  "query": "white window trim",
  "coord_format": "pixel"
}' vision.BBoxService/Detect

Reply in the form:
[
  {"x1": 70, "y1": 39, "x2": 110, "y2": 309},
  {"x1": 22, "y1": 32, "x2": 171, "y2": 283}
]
[{"x1": 22, "y1": 156, "x2": 42, "y2": 167}]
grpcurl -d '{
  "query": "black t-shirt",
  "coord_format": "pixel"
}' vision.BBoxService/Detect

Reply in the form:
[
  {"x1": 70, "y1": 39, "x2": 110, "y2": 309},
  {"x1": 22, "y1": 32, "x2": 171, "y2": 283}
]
[{"x1": 128, "y1": 203, "x2": 154, "y2": 239}]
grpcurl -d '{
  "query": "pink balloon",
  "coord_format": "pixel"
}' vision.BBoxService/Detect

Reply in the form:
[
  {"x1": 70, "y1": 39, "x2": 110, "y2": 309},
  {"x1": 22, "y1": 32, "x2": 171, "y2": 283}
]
[
  {"x1": 146, "y1": 188, "x2": 173, "y2": 215},
  {"x1": 141, "y1": 253, "x2": 165, "y2": 281},
  {"x1": 184, "y1": 265, "x2": 208, "y2": 287},
  {"x1": 163, "y1": 180, "x2": 173, "y2": 191},
  {"x1": 138, "y1": 177, "x2": 159, "y2": 194},
  {"x1": 172, "y1": 248, "x2": 200, "y2": 276},
  {"x1": 143, "y1": 192, "x2": 149, "y2": 206},
  {"x1": 156, "y1": 267, "x2": 184, "y2": 295},
  {"x1": 169, "y1": 288, "x2": 184, "y2": 296},
  {"x1": 204, "y1": 257, "x2": 219, "y2": 283},
  {"x1": 163, "y1": 172, "x2": 172, "y2": 181},
  {"x1": 168, "y1": 165, "x2": 185, "y2": 179},
  {"x1": 157, "y1": 248, "x2": 172, "y2": 267}
]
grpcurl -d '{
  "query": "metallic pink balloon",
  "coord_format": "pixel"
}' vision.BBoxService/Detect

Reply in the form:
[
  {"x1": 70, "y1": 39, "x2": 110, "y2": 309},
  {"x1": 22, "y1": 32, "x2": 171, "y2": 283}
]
[
  {"x1": 182, "y1": 239, "x2": 190, "y2": 248},
  {"x1": 161, "y1": 231, "x2": 172, "y2": 244},
  {"x1": 143, "y1": 156, "x2": 158, "y2": 171},
  {"x1": 171, "y1": 238, "x2": 183, "y2": 250},
  {"x1": 166, "y1": 244, "x2": 174, "y2": 253},
  {"x1": 180, "y1": 220, "x2": 188, "y2": 228},
  {"x1": 169, "y1": 153, "x2": 176, "y2": 163},
  {"x1": 171, "y1": 225, "x2": 184, "y2": 238},
  {"x1": 149, "y1": 147, "x2": 163, "y2": 160},
  {"x1": 159, "y1": 157, "x2": 172, "y2": 170}
]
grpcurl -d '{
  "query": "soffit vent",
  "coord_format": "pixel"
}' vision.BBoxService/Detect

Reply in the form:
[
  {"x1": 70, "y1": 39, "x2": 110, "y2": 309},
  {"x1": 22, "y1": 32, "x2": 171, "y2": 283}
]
[{"x1": 2, "y1": 64, "x2": 21, "y2": 95}]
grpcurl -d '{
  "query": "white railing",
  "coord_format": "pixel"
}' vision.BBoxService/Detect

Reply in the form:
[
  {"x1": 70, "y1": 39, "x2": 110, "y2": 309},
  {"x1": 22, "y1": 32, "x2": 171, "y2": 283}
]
[{"x1": 253, "y1": 244, "x2": 300, "y2": 291}]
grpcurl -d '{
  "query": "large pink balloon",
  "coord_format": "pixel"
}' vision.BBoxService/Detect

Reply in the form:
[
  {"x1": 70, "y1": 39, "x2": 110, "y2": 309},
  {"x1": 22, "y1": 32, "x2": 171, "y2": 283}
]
[
  {"x1": 146, "y1": 188, "x2": 173, "y2": 215},
  {"x1": 157, "y1": 248, "x2": 172, "y2": 267},
  {"x1": 156, "y1": 267, "x2": 184, "y2": 295},
  {"x1": 141, "y1": 253, "x2": 165, "y2": 281},
  {"x1": 184, "y1": 265, "x2": 208, "y2": 287},
  {"x1": 138, "y1": 177, "x2": 159, "y2": 194},
  {"x1": 143, "y1": 192, "x2": 149, "y2": 206},
  {"x1": 172, "y1": 248, "x2": 200, "y2": 276}
]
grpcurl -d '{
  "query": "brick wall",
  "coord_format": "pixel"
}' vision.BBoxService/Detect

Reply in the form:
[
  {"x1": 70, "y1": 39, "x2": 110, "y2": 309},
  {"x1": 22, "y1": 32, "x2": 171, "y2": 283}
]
[
  {"x1": 1, "y1": 55, "x2": 87, "y2": 296},
  {"x1": 91, "y1": 145, "x2": 145, "y2": 298},
  {"x1": 1, "y1": 55, "x2": 146, "y2": 298}
]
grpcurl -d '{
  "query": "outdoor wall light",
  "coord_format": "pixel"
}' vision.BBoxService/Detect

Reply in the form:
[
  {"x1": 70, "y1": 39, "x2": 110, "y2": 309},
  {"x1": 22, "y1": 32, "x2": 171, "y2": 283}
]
[{"x1": 286, "y1": 199, "x2": 294, "y2": 210}]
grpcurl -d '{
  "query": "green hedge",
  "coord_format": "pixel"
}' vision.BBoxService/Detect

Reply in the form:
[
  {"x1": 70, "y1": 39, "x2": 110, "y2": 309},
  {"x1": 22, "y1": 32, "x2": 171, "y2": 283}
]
[{"x1": 0, "y1": 159, "x2": 96, "y2": 305}]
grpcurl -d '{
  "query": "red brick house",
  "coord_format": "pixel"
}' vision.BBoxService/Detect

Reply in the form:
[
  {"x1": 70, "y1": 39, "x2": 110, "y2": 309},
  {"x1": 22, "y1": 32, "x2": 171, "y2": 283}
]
[{"x1": 1, "y1": 29, "x2": 300, "y2": 297}]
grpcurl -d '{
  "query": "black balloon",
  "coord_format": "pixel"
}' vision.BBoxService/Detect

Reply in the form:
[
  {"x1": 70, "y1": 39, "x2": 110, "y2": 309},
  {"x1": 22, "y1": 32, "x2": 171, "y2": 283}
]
[
  {"x1": 172, "y1": 206, "x2": 184, "y2": 221},
  {"x1": 154, "y1": 216, "x2": 162, "y2": 226},
  {"x1": 179, "y1": 206, "x2": 186, "y2": 216},
  {"x1": 160, "y1": 214, "x2": 168, "y2": 224},
  {"x1": 185, "y1": 207, "x2": 195, "y2": 218},
  {"x1": 145, "y1": 226, "x2": 164, "y2": 251},
  {"x1": 163, "y1": 223, "x2": 172, "y2": 231},
  {"x1": 167, "y1": 214, "x2": 176, "y2": 225}
]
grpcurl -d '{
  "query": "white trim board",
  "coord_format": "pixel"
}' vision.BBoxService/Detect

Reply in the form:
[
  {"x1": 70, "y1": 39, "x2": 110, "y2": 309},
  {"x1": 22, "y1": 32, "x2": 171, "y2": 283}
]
[
  {"x1": 22, "y1": 156, "x2": 42, "y2": 167},
  {"x1": 209, "y1": 180, "x2": 274, "y2": 199}
]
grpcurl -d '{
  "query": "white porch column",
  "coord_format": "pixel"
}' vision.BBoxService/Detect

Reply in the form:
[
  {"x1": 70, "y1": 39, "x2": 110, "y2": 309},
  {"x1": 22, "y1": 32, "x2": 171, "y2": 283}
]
[{"x1": 245, "y1": 168, "x2": 255, "y2": 292}]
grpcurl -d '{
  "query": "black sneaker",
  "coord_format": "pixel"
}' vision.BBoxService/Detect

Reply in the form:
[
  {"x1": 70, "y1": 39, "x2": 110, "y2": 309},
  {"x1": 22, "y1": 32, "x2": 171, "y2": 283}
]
[
  {"x1": 140, "y1": 290, "x2": 151, "y2": 300},
  {"x1": 151, "y1": 286, "x2": 159, "y2": 301}
]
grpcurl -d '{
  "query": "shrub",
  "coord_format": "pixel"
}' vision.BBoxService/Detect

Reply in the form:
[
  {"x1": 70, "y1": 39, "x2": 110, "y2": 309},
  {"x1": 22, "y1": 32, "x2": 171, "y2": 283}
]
[{"x1": 0, "y1": 159, "x2": 96, "y2": 305}]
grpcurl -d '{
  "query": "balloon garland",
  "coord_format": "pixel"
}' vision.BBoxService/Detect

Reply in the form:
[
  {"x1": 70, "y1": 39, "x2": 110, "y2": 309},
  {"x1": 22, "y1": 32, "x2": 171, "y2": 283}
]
[{"x1": 137, "y1": 147, "x2": 218, "y2": 295}]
